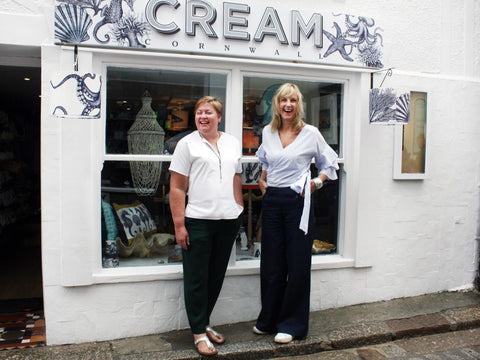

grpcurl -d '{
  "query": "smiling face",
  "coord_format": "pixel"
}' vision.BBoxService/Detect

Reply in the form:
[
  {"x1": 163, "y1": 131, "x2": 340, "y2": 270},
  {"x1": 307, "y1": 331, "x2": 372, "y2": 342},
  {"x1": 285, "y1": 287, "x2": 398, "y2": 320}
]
[
  {"x1": 278, "y1": 95, "x2": 298, "y2": 123},
  {"x1": 270, "y1": 83, "x2": 305, "y2": 131},
  {"x1": 195, "y1": 102, "x2": 221, "y2": 138}
]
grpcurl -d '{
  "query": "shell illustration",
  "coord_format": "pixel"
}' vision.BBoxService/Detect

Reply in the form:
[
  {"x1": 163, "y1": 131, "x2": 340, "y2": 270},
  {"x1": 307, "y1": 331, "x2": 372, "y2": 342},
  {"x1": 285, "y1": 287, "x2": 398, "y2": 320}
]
[
  {"x1": 55, "y1": 4, "x2": 92, "y2": 44},
  {"x1": 395, "y1": 93, "x2": 410, "y2": 124}
]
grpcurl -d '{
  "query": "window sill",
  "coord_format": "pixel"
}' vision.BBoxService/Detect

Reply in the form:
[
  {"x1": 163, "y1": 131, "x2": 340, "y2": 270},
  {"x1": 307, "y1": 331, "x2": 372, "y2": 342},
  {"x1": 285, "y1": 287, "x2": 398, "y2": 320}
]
[{"x1": 91, "y1": 255, "x2": 357, "y2": 284}]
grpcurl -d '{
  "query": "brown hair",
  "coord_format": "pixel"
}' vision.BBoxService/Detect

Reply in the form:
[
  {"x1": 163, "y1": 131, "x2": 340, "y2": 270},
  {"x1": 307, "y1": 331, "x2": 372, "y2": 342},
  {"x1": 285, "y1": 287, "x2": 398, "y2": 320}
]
[
  {"x1": 195, "y1": 96, "x2": 223, "y2": 115},
  {"x1": 270, "y1": 83, "x2": 305, "y2": 132}
]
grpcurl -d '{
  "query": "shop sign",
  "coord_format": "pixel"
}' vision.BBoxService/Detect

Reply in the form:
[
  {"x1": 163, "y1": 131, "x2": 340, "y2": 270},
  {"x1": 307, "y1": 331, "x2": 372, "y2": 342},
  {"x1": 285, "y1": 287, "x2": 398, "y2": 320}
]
[{"x1": 54, "y1": 0, "x2": 384, "y2": 68}]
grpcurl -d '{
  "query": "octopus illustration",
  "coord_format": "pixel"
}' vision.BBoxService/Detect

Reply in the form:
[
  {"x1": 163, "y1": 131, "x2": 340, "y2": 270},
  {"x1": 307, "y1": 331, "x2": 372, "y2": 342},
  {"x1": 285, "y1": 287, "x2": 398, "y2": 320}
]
[
  {"x1": 50, "y1": 73, "x2": 101, "y2": 117},
  {"x1": 344, "y1": 15, "x2": 383, "y2": 47},
  {"x1": 93, "y1": 0, "x2": 134, "y2": 43}
]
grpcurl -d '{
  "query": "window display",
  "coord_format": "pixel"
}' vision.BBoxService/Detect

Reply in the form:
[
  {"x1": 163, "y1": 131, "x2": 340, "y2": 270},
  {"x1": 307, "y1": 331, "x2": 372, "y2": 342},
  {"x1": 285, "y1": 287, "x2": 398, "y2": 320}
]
[{"x1": 102, "y1": 67, "x2": 343, "y2": 268}]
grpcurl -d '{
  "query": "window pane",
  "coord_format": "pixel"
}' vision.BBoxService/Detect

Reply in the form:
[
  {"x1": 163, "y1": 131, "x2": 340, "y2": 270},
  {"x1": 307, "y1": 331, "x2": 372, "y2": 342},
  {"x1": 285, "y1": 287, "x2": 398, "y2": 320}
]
[
  {"x1": 101, "y1": 160, "x2": 175, "y2": 268},
  {"x1": 401, "y1": 92, "x2": 427, "y2": 174},
  {"x1": 242, "y1": 77, "x2": 342, "y2": 256},
  {"x1": 242, "y1": 77, "x2": 342, "y2": 153},
  {"x1": 106, "y1": 67, "x2": 227, "y2": 154}
]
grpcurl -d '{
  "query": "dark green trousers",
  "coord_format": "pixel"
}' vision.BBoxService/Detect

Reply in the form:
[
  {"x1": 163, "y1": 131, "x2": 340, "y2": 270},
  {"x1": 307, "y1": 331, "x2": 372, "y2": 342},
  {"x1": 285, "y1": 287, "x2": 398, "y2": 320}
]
[{"x1": 183, "y1": 216, "x2": 241, "y2": 334}]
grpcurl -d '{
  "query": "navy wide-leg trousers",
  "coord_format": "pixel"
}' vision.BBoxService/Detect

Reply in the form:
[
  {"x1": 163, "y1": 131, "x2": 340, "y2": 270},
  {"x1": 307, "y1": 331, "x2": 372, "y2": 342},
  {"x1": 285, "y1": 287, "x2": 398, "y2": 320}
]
[{"x1": 256, "y1": 187, "x2": 314, "y2": 338}]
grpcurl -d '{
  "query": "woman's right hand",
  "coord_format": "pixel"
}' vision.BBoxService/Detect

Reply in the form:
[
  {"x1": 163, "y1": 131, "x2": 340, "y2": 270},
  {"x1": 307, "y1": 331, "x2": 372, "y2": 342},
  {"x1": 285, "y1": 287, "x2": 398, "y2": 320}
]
[
  {"x1": 175, "y1": 225, "x2": 190, "y2": 250},
  {"x1": 258, "y1": 178, "x2": 268, "y2": 195}
]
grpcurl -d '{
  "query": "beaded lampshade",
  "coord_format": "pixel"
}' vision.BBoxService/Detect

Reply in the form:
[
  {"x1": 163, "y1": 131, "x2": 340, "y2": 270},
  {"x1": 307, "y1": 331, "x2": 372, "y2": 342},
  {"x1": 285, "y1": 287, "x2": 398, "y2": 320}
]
[{"x1": 127, "y1": 91, "x2": 165, "y2": 196}]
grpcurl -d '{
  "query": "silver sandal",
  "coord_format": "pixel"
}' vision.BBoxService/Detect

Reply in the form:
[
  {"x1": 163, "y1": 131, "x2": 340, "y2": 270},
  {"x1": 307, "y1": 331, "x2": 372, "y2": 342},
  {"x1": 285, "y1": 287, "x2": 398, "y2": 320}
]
[
  {"x1": 206, "y1": 326, "x2": 225, "y2": 344},
  {"x1": 194, "y1": 335, "x2": 217, "y2": 356}
]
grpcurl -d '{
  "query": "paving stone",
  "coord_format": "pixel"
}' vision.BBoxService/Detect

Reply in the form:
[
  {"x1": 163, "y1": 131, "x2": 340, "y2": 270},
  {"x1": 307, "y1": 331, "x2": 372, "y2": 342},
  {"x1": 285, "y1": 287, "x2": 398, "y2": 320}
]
[
  {"x1": 443, "y1": 305, "x2": 480, "y2": 330},
  {"x1": 306, "y1": 350, "x2": 360, "y2": 359},
  {"x1": 386, "y1": 313, "x2": 451, "y2": 339},
  {"x1": 274, "y1": 350, "x2": 360, "y2": 360},
  {"x1": 394, "y1": 328, "x2": 480, "y2": 356},
  {"x1": 370, "y1": 342, "x2": 409, "y2": 358},
  {"x1": 356, "y1": 348, "x2": 387, "y2": 359},
  {"x1": 111, "y1": 334, "x2": 171, "y2": 355},
  {"x1": 329, "y1": 322, "x2": 393, "y2": 349}
]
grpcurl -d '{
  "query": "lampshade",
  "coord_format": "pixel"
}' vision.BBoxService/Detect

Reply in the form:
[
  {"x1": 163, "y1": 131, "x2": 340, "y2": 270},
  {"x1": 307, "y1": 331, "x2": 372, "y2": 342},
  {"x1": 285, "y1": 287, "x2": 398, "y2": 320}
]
[{"x1": 127, "y1": 91, "x2": 165, "y2": 196}]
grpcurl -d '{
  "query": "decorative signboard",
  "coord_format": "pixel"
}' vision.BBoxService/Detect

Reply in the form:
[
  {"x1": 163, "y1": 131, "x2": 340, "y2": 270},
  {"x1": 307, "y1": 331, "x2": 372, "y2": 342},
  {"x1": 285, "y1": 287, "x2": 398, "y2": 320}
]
[
  {"x1": 369, "y1": 88, "x2": 410, "y2": 125},
  {"x1": 50, "y1": 72, "x2": 102, "y2": 118},
  {"x1": 53, "y1": 0, "x2": 384, "y2": 69}
]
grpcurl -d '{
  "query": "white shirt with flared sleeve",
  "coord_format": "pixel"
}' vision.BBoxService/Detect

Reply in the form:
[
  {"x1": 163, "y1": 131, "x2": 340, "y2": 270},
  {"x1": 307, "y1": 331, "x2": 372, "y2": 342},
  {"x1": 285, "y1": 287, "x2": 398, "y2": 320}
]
[
  {"x1": 256, "y1": 124, "x2": 339, "y2": 233},
  {"x1": 169, "y1": 130, "x2": 244, "y2": 220}
]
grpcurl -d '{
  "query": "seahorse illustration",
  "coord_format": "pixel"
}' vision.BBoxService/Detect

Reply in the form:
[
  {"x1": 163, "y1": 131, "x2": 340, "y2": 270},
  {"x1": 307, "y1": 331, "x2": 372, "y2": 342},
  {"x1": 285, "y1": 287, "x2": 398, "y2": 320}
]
[
  {"x1": 93, "y1": 0, "x2": 134, "y2": 44},
  {"x1": 50, "y1": 73, "x2": 101, "y2": 117}
]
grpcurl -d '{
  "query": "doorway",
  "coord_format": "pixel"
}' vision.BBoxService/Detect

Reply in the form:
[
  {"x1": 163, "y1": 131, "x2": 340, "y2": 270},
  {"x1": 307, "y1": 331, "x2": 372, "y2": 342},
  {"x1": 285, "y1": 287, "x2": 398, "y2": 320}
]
[{"x1": 0, "y1": 65, "x2": 42, "y2": 302}]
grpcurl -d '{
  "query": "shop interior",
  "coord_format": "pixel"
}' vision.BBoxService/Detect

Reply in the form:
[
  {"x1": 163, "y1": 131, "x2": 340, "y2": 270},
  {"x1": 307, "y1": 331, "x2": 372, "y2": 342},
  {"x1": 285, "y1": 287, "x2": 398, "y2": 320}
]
[{"x1": 0, "y1": 63, "x2": 42, "y2": 305}]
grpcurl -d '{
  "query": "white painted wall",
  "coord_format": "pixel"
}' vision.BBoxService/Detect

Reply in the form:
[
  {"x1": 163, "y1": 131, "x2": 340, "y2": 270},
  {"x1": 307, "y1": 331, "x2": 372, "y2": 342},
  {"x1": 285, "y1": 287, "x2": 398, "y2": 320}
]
[{"x1": 1, "y1": 0, "x2": 479, "y2": 345}]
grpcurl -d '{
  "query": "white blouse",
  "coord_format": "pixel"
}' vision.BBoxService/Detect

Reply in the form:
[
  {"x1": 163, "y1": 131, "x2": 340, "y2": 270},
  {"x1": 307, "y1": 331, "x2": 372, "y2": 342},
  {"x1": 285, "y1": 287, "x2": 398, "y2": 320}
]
[
  {"x1": 256, "y1": 124, "x2": 339, "y2": 233},
  {"x1": 169, "y1": 131, "x2": 244, "y2": 220}
]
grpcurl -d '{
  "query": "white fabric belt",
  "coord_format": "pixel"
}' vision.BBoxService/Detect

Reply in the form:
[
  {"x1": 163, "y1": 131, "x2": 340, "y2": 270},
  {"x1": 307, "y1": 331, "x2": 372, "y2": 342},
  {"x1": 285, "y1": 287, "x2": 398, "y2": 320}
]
[{"x1": 290, "y1": 170, "x2": 311, "y2": 234}]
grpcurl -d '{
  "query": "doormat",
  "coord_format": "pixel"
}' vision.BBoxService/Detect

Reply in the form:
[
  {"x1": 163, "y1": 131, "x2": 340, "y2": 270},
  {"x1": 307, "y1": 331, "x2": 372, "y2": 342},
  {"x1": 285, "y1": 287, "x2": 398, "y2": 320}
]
[{"x1": 0, "y1": 302, "x2": 45, "y2": 350}]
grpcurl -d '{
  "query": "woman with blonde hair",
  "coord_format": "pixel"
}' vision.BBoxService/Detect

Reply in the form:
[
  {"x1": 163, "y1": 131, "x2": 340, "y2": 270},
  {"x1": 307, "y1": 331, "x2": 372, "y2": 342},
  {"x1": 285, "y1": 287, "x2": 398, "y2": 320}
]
[{"x1": 253, "y1": 83, "x2": 338, "y2": 343}]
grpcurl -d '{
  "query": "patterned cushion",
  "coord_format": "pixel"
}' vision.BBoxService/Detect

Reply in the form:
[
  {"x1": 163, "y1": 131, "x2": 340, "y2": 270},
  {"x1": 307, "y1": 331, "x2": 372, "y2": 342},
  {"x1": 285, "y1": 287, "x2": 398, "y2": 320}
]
[{"x1": 113, "y1": 200, "x2": 157, "y2": 243}]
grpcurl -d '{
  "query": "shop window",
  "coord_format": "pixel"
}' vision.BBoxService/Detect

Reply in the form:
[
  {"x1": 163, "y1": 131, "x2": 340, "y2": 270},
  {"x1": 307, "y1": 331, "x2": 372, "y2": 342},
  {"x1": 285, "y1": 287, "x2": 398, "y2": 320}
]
[
  {"x1": 101, "y1": 67, "x2": 343, "y2": 269},
  {"x1": 102, "y1": 67, "x2": 227, "y2": 267},
  {"x1": 241, "y1": 76, "x2": 342, "y2": 258}
]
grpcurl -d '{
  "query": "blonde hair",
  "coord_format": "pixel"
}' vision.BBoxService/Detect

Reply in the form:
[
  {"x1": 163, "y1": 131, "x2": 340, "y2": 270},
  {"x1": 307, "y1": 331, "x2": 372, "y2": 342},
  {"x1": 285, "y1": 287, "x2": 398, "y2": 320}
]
[
  {"x1": 195, "y1": 96, "x2": 223, "y2": 115},
  {"x1": 270, "y1": 83, "x2": 305, "y2": 132}
]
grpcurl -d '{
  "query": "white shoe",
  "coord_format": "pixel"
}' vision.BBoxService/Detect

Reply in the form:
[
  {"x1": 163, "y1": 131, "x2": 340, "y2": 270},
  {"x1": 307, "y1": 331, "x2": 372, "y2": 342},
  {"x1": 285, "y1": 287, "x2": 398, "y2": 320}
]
[
  {"x1": 252, "y1": 326, "x2": 268, "y2": 335},
  {"x1": 274, "y1": 332, "x2": 293, "y2": 344}
]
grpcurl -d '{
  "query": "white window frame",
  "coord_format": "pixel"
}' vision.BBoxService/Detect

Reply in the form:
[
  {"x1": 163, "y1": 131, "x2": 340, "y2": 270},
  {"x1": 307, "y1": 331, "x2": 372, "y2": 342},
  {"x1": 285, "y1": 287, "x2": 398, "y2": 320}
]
[{"x1": 56, "y1": 46, "x2": 371, "y2": 286}]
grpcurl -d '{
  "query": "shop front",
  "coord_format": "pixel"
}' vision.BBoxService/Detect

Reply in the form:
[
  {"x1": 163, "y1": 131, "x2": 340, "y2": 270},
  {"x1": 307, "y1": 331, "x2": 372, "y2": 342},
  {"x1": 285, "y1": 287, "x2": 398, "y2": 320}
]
[
  {"x1": 2, "y1": 0, "x2": 478, "y2": 346},
  {"x1": 40, "y1": 0, "x2": 385, "y2": 344}
]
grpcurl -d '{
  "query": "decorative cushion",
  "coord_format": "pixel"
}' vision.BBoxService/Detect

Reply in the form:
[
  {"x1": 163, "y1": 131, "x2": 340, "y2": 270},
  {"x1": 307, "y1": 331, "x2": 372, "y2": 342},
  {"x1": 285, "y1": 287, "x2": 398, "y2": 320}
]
[
  {"x1": 101, "y1": 199, "x2": 119, "y2": 268},
  {"x1": 113, "y1": 200, "x2": 157, "y2": 243},
  {"x1": 101, "y1": 199, "x2": 118, "y2": 241}
]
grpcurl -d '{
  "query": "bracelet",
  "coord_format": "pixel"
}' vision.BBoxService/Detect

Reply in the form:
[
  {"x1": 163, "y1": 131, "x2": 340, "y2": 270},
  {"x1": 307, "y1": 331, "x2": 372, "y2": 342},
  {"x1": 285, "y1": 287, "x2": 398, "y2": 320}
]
[{"x1": 312, "y1": 177, "x2": 323, "y2": 190}]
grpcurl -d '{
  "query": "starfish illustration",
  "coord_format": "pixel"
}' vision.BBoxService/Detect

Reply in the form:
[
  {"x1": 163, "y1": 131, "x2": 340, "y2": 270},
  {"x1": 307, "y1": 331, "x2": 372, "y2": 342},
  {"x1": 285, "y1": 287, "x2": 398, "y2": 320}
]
[{"x1": 323, "y1": 22, "x2": 354, "y2": 61}]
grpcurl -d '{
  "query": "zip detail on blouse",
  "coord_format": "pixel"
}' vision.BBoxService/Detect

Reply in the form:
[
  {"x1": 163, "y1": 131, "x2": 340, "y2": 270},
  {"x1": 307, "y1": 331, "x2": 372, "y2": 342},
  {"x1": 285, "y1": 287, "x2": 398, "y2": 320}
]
[{"x1": 200, "y1": 133, "x2": 223, "y2": 182}]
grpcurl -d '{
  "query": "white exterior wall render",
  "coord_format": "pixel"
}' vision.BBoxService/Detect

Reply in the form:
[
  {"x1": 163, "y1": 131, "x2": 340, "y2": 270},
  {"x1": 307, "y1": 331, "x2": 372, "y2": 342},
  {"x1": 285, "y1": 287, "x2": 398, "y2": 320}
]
[{"x1": 0, "y1": 0, "x2": 479, "y2": 345}]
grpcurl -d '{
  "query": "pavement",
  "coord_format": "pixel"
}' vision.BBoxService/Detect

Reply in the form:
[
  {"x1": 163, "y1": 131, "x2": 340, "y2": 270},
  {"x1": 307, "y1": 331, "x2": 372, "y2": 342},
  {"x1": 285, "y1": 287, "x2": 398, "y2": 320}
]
[{"x1": 1, "y1": 290, "x2": 479, "y2": 360}]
